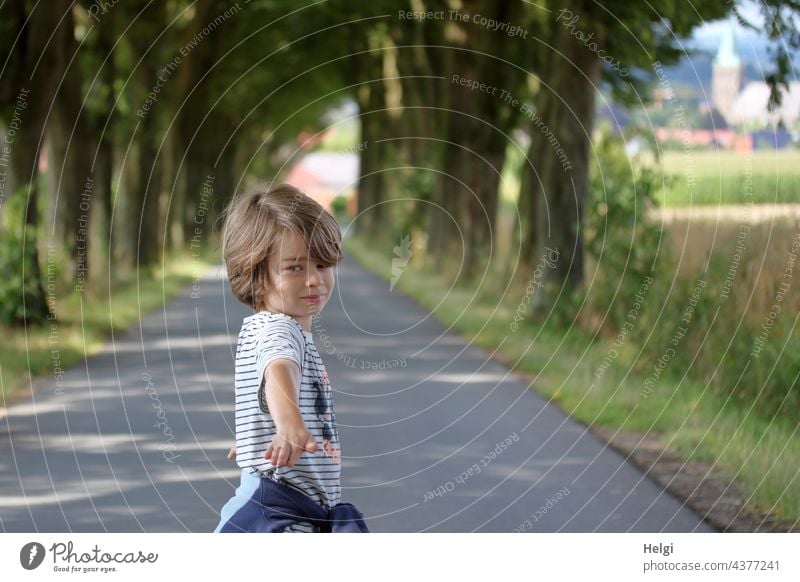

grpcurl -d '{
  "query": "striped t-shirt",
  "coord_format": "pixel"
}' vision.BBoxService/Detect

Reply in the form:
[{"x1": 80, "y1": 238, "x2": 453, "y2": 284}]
[{"x1": 234, "y1": 311, "x2": 342, "y2": 517}]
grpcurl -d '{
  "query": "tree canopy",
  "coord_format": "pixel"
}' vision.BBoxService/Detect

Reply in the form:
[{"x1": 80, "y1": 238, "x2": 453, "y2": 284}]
[{"x1": 0, "y1": 0, "x2": 798, "y2": 324}]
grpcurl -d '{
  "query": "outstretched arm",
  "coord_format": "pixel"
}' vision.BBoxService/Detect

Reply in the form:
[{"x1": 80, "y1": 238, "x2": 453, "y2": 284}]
[{"x1": 261, "y1": 359, "x2": 318, "y2": 467}]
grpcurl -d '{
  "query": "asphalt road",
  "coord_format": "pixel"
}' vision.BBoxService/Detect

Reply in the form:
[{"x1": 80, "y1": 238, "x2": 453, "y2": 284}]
[{"x1": 0, "y1": 255, "x2": 716, "y2": 532}]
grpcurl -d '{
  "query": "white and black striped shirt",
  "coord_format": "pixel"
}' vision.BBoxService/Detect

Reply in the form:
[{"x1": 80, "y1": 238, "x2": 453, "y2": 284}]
[{"x1": 234, "y1": 311, "x2": 342, "y2": 513}]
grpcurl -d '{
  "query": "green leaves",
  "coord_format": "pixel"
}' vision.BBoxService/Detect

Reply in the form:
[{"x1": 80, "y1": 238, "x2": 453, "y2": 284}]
[
  {"x1": 0, "y1": 188, "x2": 51, "y2": 326},
  {"x1": 583, "y1": 130, "x2": 664, "y2": 329}
]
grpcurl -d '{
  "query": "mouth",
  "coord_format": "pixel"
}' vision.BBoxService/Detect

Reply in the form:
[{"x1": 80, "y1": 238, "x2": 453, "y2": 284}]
[{"x1": 302, "y1": 294, "x2": 325, "y2": 302}]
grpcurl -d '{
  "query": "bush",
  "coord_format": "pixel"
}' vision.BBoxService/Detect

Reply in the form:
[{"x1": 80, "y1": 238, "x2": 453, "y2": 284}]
[
  {"x1": 579, "y1": 133, "x2": 666, "y2": 332},
  {"x1": 576, "y1": 135, "x2": 800, "y2": 418},
  {"x1": 330, "y1": 194, "x2": 348, "y2": 217},
  {"x1": 0, "y1": 190, "x2": 52, "y2": 326}
]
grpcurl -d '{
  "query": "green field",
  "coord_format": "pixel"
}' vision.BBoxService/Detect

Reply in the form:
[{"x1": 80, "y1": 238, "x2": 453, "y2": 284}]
[
  {"x1": 500, "y1": 147, "x2": 800, "y2": 206},
  {"x1": 655, "y1": 150, "x2": 800, "y2": 206},
  {"x1": 659, "y1": 150, "x2": 800, "y2": 176}
]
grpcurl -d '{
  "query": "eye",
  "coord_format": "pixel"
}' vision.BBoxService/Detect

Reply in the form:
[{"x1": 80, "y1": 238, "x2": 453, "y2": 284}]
[
  {"x1": 318, "y1": 264, "x2": 329, "y2": 270},
  {"x1": 288, "y1": 265, "x2": 303, "y2": 272}
]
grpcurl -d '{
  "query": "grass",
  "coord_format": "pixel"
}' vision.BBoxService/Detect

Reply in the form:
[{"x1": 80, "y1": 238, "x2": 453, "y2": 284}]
[
  {"x1": 343, "y1": 233, "x2": 800, "y2": 526},
  {"x1": 501, "y1": 147, "x2": 800, "y2": 207},
  {"x1": 649, "y1": 150, "x2": 800, "y2": 206},
  {"x1": 0, "y1": 249, "x2": 215, "y2": 407}
]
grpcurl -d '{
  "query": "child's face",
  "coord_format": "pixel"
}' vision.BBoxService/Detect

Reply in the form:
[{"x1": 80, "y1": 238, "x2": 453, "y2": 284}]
[{"x1": 262, "y1": 229, "x2": 334, "y2": 331}]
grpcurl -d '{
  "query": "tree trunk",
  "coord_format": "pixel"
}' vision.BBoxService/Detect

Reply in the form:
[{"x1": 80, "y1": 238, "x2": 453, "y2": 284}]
[
  {"x1": 1, "y1": 0, "x2": 70, "y2": 324},
  {"x1": 52, "y1": 6, "x2": 96, "y2": 286},
  {"x1": 130, "y1": 90, "x2": 163, "y2": 269},
  {"x1": 169, "y1": 132, "x2": 188, "y2": 253},
  {"x1": 181, "y1": 153, "x2": 206, "y2": 239},
  {"x1": 406, "y1": 0, "x2": 525, "y2": 284},
  {"x1": 12, "y1": 141, "x2": 52, "y2": 323},
  {"x1": 128, "y1": 2, "x2": 166, "y2": 271},
  {"x1": 521, "y1": 2, "x2": 603, "y2": 311},
  {"x1": 212, "y1": 138, "x2": 237, "y2": 229},
  {"x1": 356, "y1": 93, "x2": 385, "y2": 241},
  {"x1": 134, "y1": 115, "x2": 163, "y2": 270},
  {"x1": 95, "y1": 7, "x2": 116, "y2": 263},
  {"x1": 95, "y1": 132, "x2": 114, "y2": 263},
  {"x1": 170, "y1": 0, "x2": 216, "y2": 252}
]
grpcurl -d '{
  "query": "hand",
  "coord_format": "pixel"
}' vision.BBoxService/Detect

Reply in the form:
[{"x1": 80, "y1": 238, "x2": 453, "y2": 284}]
[
  {"x1": 265, "y1": 424, "x2": 318, "y2": 467},
  {"x1": 227, "y1": 445, "x2": 236, "y2": 460}
]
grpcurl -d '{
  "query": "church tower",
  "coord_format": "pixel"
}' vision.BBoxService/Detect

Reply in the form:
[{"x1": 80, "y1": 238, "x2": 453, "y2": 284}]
[{"x1": 712, "y1": 23, "x2": 743, "y2": 124}]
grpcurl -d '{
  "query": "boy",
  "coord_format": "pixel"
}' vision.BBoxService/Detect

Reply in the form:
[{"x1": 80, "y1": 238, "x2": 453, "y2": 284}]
[{"x1": 214, "y1": 184, "x2": 368, "y2": 533}]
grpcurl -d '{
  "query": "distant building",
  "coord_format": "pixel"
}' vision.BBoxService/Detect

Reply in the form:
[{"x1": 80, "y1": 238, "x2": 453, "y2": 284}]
[
  {"x1": 284, "y1": 151, "x2": 358, "y2": 214},
  {"x1": 711, "y1": 23, "x2": 743, "y2": 125},
  {"x1": 712, "y1": 21, "x2": 800, "y2": 131},
  {"x1": 654, "y1": 127, "x2": 752, "y2": 152},
  {"x1": 730, "y1": 81, "x2": 800, "y2": 128}
]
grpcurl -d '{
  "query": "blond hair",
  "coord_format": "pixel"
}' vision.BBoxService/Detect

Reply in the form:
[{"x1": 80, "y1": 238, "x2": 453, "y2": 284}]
[{"x1": 221, "y1": 184, "x2": 342, "y2": 310}]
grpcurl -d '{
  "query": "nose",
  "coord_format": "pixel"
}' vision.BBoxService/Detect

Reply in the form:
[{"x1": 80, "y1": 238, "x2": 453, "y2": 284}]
[{"x1": 305, "y1": 263, "x2": 322, "y2": 287}]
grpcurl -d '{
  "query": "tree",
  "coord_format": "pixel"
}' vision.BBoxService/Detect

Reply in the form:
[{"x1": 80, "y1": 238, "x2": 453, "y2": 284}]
[
  {"x1": 344, "y1": 0, "x2": 533, "y2": 280},
  {"x1": 0, "y1": 0, "x2": 72, "y2": 324},
  {"x1": 49, "y1": 3, "x2": 96, "y2": 285},
  {"x1": 516, "y1": 0, "x2": 796, "y2": 312}
]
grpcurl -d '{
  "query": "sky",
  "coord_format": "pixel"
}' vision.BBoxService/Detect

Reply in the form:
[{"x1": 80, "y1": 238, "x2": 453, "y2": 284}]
[
  {"x1": 689, "y1": 3, "x2": 796, "y2": 72},
  {"x1": 692, "y1": 1, "x2": 800, "y2": 66},
  {"x1": 692, "y1": 1, "x2": 763, "y2": 43}
]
